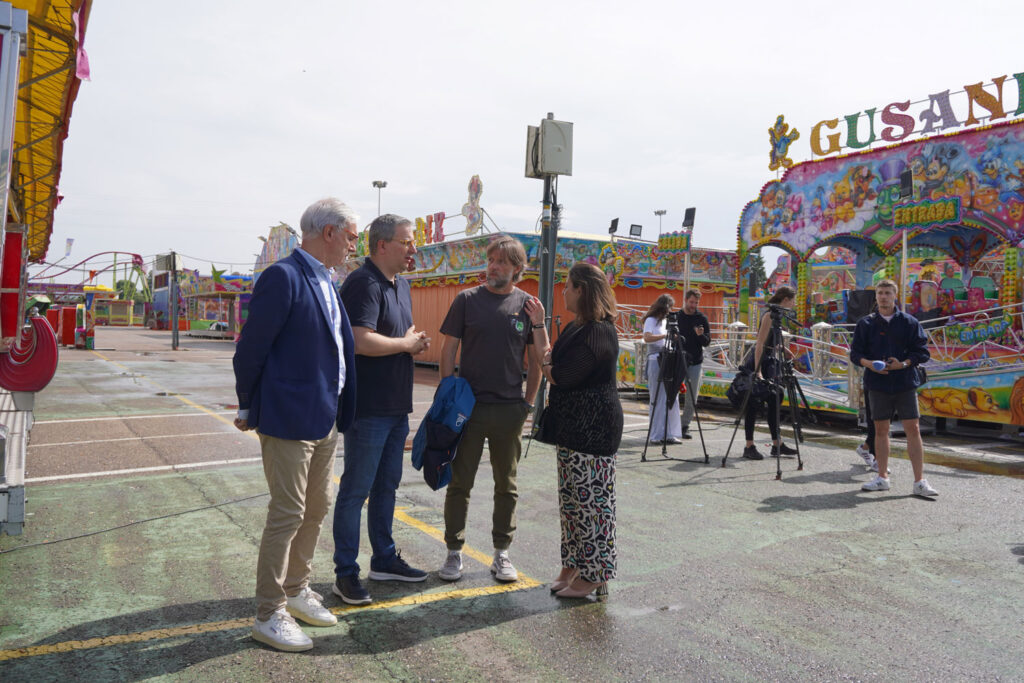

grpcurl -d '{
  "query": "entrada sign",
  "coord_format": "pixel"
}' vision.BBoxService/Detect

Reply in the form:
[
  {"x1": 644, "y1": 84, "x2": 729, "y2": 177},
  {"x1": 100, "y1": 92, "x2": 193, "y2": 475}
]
[
  {"x1": 893, "y1": 198, "x2": 961, "y2": 230},
  {"x1": 811, "y1": 71, "x2": 1024, "y2": 157}
]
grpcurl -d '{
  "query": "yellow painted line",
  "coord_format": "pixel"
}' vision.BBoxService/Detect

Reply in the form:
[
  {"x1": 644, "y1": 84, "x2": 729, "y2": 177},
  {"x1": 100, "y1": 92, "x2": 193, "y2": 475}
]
[
  {"x1": 393, "y1": 508, "x2": 501, "y2": 570},
  {"x1": 0, "y1": 505, "x2": 540, "y2": 662},
  {"x1": 90, "y1": 350, "x2": 255, "y2": 438}
]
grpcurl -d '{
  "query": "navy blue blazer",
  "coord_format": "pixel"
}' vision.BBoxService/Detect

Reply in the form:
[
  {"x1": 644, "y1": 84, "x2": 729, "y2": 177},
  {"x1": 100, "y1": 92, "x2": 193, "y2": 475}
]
[{"x1": 233, "y1": 251, "x2": 357, "y2": 440}]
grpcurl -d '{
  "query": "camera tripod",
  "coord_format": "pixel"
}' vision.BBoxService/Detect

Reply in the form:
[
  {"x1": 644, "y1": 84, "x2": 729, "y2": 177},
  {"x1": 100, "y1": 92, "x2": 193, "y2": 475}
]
[
  {"x1": 641, "y1": 316, "x2": 709, "y2": 464},
  {"x1": 721, "y1": 305, "x2": 815, "y2": 479}
]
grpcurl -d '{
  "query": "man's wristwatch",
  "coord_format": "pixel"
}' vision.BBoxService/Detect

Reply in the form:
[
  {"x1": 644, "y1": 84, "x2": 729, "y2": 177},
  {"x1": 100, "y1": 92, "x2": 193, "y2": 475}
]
[{"x1": 532, "y1": 323, "x2": 545, "y2": 329}]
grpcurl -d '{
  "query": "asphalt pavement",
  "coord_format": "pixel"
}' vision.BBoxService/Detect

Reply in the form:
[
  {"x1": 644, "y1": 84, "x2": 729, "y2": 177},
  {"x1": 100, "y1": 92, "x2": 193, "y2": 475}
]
[{"x1": 1, "y1": 327, "x2": 1022, "y2": 682}]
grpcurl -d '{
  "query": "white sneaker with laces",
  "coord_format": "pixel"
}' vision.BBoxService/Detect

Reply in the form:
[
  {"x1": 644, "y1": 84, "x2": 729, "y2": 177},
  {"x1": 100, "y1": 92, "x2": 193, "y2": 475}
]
[
  {"x1": 490, "y1": 550, "x2": 518, "y2": 582},
  {"x1": 856, "y1": 444, "x2": 876, "y2": 469},
  {"x1": 252, "y1": 608, "x2": 314, "y2": 652},
  {"x1": 913, "y1": 479, "x2": 939, "y2": 497},
  {"x1": 861, "y1": 475, "x2": 891, "y2": 492},
  {"x1": 439, "y1": 550, "x2": 463, "y2": 581},
  {"x1": 286, "y1": 587, "x2": 337, "y2": 627}
]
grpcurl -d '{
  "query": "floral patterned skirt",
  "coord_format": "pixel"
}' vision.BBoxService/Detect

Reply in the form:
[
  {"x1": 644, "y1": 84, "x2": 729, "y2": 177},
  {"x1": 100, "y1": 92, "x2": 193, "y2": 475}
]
[{"x1": 556, "y1": 445, "x2": 617, "y2": 582}]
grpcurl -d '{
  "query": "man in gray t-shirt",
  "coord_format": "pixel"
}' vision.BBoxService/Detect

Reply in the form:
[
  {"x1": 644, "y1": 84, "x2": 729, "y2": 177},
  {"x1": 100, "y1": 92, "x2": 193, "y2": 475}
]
[{"x1": 436, "y1": 235, "x2": 540, "y2": 584}]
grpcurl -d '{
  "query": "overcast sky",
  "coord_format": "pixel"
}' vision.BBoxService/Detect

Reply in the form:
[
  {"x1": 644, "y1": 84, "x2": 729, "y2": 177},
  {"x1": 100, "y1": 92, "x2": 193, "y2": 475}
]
[{"x1": 40, "y1": 0, "x2": 1024, "y2": 279}]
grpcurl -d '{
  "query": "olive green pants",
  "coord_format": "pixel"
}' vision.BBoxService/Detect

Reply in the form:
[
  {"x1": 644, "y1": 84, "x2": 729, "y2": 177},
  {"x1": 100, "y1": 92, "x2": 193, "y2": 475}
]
[{"x1": 443, "y1": 401, "x2": 530, "y2": 551}]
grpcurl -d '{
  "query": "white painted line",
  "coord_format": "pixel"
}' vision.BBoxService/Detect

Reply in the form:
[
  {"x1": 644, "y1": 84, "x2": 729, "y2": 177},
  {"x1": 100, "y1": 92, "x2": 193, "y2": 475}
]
[
  {"x1": 25, "y1": 457, "x2": 263, "y2": 483},
  {"x1": 29, "y1": 431, "x2": 239, "y2": 448},
  {"x1": 35, "y1": 411, "x2": 235, "y2": 425}
]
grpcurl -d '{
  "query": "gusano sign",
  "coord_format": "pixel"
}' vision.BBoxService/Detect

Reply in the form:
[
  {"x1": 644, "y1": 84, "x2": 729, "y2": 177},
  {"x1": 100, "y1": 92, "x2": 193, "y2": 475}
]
[{"x1": 811, "y1": 72, "x2": 1024, "y2": 157}]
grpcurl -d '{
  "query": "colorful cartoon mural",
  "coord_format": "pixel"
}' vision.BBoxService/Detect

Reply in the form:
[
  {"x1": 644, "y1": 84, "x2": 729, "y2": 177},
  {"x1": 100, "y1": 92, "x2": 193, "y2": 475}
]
[
  {"x1": 917, "y1": 369, "x2": 1024, "y2": 425},
  {"x1": 736, "y1": 115, "x2": 1024, "y2": 429},
  {"x1": 382, "y1": 233, "x2": 736, "y2": 291},
  {"x1": 740, "y1": 119, "x2": 1024, "y2": 259}
]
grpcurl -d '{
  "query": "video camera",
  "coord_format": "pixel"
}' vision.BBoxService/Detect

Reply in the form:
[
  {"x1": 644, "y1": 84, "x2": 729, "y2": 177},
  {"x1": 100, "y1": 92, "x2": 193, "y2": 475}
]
[
  {"x1": 666, "y1": 310, "x2": 679, "y2": 330},
  {"x1": 665, "y1": 310, "x2": 687, "y2": 343},
  {"x1": 767, "y1": 303, "x2": 797, "y2": 324}
]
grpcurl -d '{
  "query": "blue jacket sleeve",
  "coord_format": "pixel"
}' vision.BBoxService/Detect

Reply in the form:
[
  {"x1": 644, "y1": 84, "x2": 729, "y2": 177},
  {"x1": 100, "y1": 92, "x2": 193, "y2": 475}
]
[
  {"x1": 849, "y1": 319, "x2": 869, "y2": 368},
  {"x1": 906, "y1": 319, "x2": 931, "y2": 366},
  {"x1": 233, "y1": 265, "x2": 292, "y2": 410}
]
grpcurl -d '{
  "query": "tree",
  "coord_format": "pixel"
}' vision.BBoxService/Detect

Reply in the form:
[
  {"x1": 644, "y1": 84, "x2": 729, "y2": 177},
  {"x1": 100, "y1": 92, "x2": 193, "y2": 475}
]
[
  {"x1": 116, "y1": 279, "x2": 146, "y2": 303},
  {"x1": 748, "y1": 251, "x2": 768, "y2": 294}
]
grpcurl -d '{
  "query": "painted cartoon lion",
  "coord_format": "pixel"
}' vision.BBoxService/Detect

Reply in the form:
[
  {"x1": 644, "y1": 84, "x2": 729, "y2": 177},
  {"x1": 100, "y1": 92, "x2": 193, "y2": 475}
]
[{"x1": 1010, "y1": 377, "x2": 1024, "y2": 425}]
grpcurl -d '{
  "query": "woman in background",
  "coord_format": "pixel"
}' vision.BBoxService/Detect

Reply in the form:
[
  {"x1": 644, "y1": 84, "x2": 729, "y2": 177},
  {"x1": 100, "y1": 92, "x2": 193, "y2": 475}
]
[
  {"x1": 742, "y1": 286, "x2": 799, "y2": 460},
  {"x1": 642, "y1": 294, "x2": 682, "y2": 444}
]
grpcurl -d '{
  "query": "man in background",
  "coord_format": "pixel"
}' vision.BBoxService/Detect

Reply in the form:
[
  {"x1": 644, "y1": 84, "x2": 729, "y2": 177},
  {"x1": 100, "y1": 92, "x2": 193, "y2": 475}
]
[
  {"x1": 675, "y1": 289, "x2": 711, "y2": 439},
  {"x1": 850, "y1": 279, "x2": 935, "y2": 497}
]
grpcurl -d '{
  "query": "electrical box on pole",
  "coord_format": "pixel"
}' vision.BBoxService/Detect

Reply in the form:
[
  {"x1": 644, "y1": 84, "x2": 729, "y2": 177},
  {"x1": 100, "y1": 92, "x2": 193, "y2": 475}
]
[
  {"x1": 155, "y1": 253, "x2": 183, "y2": 272},
  {"x1": 539, "y1": 118, "x2": 573, "y2": 176},
  {"x1": 525, "y1": 126, "x2": 542, "y2": 179}
]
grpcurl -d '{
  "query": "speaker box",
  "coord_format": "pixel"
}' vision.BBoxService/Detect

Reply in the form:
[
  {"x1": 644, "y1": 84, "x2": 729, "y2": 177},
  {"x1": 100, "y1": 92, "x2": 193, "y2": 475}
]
[{"x1": 845, "y1": 290, "x2": 876, "y2": 324}]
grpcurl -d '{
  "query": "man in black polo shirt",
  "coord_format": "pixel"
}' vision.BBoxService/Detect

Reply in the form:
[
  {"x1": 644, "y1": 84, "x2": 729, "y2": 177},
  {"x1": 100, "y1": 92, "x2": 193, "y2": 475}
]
[
  {"x1": 331, "y1": 214, "x2": 431, "y2": 605},
  {"x1": 676, "y1": 289, "x2": 711, "y2": 439}
]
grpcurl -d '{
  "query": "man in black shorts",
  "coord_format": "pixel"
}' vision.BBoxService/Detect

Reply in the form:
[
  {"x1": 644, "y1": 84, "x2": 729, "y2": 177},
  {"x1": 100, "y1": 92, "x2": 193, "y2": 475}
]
[{"x1": 849, "y1": 279, "x2": 936, "y2": 497}]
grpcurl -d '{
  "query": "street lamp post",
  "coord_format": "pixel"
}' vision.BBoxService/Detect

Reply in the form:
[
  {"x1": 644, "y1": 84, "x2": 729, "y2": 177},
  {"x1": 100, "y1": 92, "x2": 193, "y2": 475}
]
[
  {"x1": 372, "y1": 180, "x2": 387, "y2": 216},
  {"x1": 654, "y1": 209, "x2": 667, "y2": 234}
]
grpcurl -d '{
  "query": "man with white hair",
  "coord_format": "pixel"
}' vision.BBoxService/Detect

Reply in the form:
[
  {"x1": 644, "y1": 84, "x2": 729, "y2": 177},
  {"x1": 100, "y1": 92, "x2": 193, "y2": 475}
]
[{"x1": 234, "y1": 197, "x2": 359, "y2": 651}]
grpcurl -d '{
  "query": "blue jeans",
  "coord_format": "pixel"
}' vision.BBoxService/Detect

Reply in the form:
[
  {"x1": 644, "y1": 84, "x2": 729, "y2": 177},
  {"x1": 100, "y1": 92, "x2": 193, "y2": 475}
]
[{"x1": 332, "y1": 414, "x2": 409, "y2": 578}]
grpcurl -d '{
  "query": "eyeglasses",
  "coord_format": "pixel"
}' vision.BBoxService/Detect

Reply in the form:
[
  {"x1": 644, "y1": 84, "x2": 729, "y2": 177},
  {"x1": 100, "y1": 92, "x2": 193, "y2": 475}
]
[
  {"x1": 390, "y1": 237, "x2": 415, "y2": 248},
  {"x1": 331, "y1": 225, "x2": 359, "y2": 242}
]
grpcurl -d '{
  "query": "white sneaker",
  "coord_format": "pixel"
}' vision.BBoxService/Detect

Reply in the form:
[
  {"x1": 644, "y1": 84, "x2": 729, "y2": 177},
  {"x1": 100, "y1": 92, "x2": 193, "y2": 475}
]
[
  {"x1": 869, "y1": 461, "x2": 891, "y2": 474},
  {"x1": 252, "y1": 608, "x2": 314, "y2": 652},
  {"x1": 856, "y1": 444, "x2": 876, "y2": 469},
  {"x1": 913, "y1": 479, "x2": 939, "y2": 497},
  {"x1": 286, "y1": 587, "x2": 337, "y2": 627},
  {"x1": 490, "y1": 550, "x2": 518, "y2": 582},
  {"x1": 439, "y1": 550, "x2": 463, "y2": 581},
  {"x1": 861, "y1": 475, "x2": 891, "y2": 492}
]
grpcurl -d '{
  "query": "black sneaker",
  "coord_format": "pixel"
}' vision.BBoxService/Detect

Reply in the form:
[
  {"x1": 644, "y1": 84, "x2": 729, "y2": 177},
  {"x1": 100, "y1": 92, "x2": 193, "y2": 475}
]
[
  {"x1": 771, "y1": 443, "x2": 798, "y2": 456},
  {"x1": 680, "y1": 429, "x2": 693, "y2": 440},
  {"x1": 368, "y1": 550, "x2": 427, "y2": 583},
  {"x1": 742, "y1": 445, "x2": 764, "y2": 460},
  {"x1": 332, "y1": 575, "x2": 372, "y2": 605}
]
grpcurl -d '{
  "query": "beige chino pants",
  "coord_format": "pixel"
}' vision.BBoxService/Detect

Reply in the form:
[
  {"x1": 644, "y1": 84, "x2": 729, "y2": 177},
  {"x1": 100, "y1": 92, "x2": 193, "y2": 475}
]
[{"x1": 255, "y1": 425, "x2": 338, "y2": 620}]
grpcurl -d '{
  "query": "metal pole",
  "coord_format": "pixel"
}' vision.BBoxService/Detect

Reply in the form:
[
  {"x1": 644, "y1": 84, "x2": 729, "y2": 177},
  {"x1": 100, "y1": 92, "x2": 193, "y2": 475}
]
[
  {"x1": 684, "y1": 246, "x2": 692, "y2": 293},
  {"x1": 170, "y1": 251, "x2": 179, "y2": 351},
  {"x1": 901, "y1": 228, "x2": 908, "y2": 309},
  {"x1": 534, "y1": 171, "x2": 555, "y2": 414}
]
